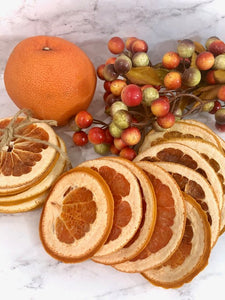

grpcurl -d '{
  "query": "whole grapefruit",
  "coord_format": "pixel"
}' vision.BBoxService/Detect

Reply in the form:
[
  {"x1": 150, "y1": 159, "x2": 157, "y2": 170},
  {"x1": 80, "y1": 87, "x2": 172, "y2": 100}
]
[{"x1": 4, "y1": 35, "x2": 97, "y2": 126}]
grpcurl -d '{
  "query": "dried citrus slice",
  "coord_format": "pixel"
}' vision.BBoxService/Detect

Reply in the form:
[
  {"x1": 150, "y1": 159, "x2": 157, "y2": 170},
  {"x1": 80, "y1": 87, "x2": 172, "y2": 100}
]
[
  {"x1": 78, "y1": 158, "x2": 143, "y2": 257},
  {"x1": 0, "y1": 136, "x2": 67, "y2": 205},
  {"x1": 151, "y1": 137, "x2": 225, "y2": 232},
  {"x1": 154, "y1": 161, "x2": 220, "y2": 248},
  {"x1": 134, "y1": 141, "x2": 223, "y2": 211},
  {"x1": 142, "y1": 193, "x2": 211, "y2": 289},
  {"x1": 92, "y1": 157, "x2": 157, "y2": 265},
  {"x1": 39, "y1": 166, "x2": 114, "y2": 263},
  {"x1": 0, "y1": 190, "x2": 49, "y2": 213},
  {"x1": 139, "y1": 120, "x2": 221, "y2": 153},
  {"x1": 113, "y1": 161, "x2": 186, "y2": 272},
  {"x1": 0, "y1": 116, "x2": 59, "y2": 195}
]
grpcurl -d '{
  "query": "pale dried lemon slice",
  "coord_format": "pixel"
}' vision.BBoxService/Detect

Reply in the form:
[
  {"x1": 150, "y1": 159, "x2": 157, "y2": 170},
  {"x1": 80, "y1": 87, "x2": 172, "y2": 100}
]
[
  {"x1": 113, "y1": 161, "x2": 186, "y2": 273},
  {"x1": 78, "y1": 158, "x2": 143, "y2": 257},
  {"x1": 134, "y1": 141, "x2": 223, "y2": 211},
  {"x1": 0, "y1": 116, "x2": 59, "y2": 195},
  {"x1": 0, "y1": 136, "x2": 67, "y2": 205},
  {"x1": 154, "y1": 161, "x2": 220, "y2": 248},
  {"x1": 142, "y1": 193, "x2": 211, "y2": 289},
  {"x1": 92, "y1": 157, "x2": 157, "y2": 265},
  {"x1": 151, "y1": 137, "x2": 225, "y2": 232},
  {"x1": 139, "y1": 120, "x2": 221, "y2": 153},
  {"x1": 39, "y1": 167, "x2": 114, "y2": 263}
]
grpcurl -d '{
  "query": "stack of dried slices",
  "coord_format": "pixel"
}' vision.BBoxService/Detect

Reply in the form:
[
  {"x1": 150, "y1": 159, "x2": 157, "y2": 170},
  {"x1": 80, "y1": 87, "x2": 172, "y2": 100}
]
[
  {"x1": 39, "y1": 119, "x2": 225, "y2": 289},
  {"x1": 0, "y1": 114, "x2": 68, "y2": 213}
]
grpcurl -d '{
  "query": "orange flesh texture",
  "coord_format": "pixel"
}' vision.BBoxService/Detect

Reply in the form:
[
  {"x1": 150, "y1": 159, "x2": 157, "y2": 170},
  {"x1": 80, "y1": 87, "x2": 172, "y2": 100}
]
[
  {"x1": 56, "y1": 187, "x2": 97, "y2": 243},
  {"x1": 91, "y1": 166, "x2": 131, "y2": 243},
  {"x1": 131, "y1": 174, "x2": 175, "y2": 260}
]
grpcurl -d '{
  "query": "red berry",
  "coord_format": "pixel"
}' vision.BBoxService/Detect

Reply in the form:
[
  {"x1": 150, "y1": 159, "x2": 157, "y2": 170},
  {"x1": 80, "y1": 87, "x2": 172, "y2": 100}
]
[
  {"x1": 215, "y1": 122, "x2": 225, "y2": 132},
  {"x1": 72, "y1": 131, "x2": 88, "y2": 146},
  {"x1": 114, "y1": 137, "x2": 127, "y2": 150},
  {"x1": 208, "y1": 40, "x2": 225, "y2": 56},
  {"x1": 88, "y1": 127, "x2": 106, "y2": 144},
  {"x1": 121, "y1": 84, "x2": 142, "y2": 107},
  {"x1": 162, "y1": 51, "x2": 180, "y2": 69},
  {"x1": 125, "y1": 37, "x2": 137, "y2": 50},
  {"x1": 131, "y1": 39, "x2": 148, "y2": 53},
  {"x1": 163, "y1": 71, "x2": 182, "y2": 90},
  {"x1": 151, "y1": 97, "x2": 170, "y2": 117},
  {"x1": 206, "y1": 70, "x2": 216, "y2": 85},
  {"x1": 119, "y1": 147, "x2": 137, "y2": 160},
  {"x1": 121, "y1": 126, "x2": 141, "y2": 146},
  {"x1": 97, "y1": 64, "x2": 105, "y2": 80},
  {"x1": 104, "y1": 128, "x2": 114, "y2": 144},
  {"x1": 217, "y1": 85, "x2": 225, "y2": 101},
  {"x1": 196, "y1": 51, "x2": 215, "y2": 70},
  {"x1": 104, "y1": 81, "x2": 112, "y2": 93},
  {"x1": 75, "y1": 111, "x2": 93, "y2": 129},
  {"x1": 105, "y1": 57, "x2": 117, "y2": 65},
  {"x1": 108, "y1": 37, "x2": 125, "y2": 54},
  {"x1": 157, "y1": 112, "x2": 175, "y2": 129},
  {"x1": 209, "y1": 100, "x2": 221, "y2": 114},
  {"x1": 110, "y1": 144, "x2": 120, "y2": 155}
]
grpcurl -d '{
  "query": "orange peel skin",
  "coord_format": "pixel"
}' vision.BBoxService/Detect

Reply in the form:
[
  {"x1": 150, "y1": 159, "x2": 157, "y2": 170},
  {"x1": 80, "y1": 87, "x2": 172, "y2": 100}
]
[{"x1": 39, "y1": 167, "x2": 114, "y2": 263}]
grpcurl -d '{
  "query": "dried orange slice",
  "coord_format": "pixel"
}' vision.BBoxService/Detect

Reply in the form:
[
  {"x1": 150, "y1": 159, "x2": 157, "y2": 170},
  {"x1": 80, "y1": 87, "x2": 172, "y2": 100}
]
[
  {"x1": 0, "y1": 136, "x2": 67, "y2": 206},
  {"x1": 0, "y1": 190, "x2": 49, "y2": 213},
  {"x1": 142, "y1": 193, "x2": 211, "y2": 289},
  {"x1": 134, "y1": 141, "x2": 223, "y2": 211},
  {"x1": 39, "y1": 166, "x2": 114, "y2": 263},
  {"x1": 139, "y1": 120, "x2": 221, "y2": 153},
  {"x1": 151, "y1": 137, "x2": 225, "y2": 232},
  {"x1": 0, "y1": 116, "x2": 59, "y2": 195},
  {"x1": 92, "y1": 157, "x2": 157, "y2": 265},
  {"x1": 113, "y1": 161, "x2": 186, "y2": 272},
  {"x1": 154, "y1": 161, "x2": 220, "y2": 248},
  {"x1": 78, "y1": 158, "x2": 143, "y2": 257}
]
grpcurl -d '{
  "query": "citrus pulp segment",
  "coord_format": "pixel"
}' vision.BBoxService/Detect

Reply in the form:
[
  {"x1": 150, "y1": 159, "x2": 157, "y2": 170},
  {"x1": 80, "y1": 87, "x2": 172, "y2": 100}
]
[
  {"x1": 92, "y1": 157, "x2": 157, "y2": 265},
  {"x1": 154, "y1": 161, "x2": 220, "y2": 248},
  {"x1": 113, "y1": 161, "x2": 186, "y2": 272},
  {"x1": 134, "y1": 141, "x2": 223, "y2": 211},
  {"x1": 0, "y1": 117, "x2": 59, "y2": 195},
  {"x1": 39, "y1": 167, "x2": 114, "y2": 263},
  {"x1": 139, "y1": 120, "x2": 221, "y2": 153},
  {"x1": 77, "y1": 158, "x2": 143, "y2": 257},
  {"x1": 0, "y1": 136, "x2": 67, "y2": 205},
  {"x1": 142, "y1": 193, "x2": 211, "y2": 289}
]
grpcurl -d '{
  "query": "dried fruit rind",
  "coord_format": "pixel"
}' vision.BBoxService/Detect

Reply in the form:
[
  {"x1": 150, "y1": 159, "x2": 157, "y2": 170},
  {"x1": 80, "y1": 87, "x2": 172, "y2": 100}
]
[
  {"x1": 39, "y1": 167, "x2": 114, "y2": 263},
  {"x1": 142, "y1": 193, "x2": 211, "y2": 289},
  {"x1": 113, "y1": 161, "x2": 186, "y2": 272},
  {"x1": 92, "y1": 157, "x2": 157, "y2": 265}
]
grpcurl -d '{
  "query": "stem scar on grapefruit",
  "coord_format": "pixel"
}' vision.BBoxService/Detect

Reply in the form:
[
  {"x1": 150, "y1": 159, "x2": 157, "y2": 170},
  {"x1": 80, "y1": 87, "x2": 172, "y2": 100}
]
[{"x1": 4, "y1": 36, "x2": 97, "y2": 126}]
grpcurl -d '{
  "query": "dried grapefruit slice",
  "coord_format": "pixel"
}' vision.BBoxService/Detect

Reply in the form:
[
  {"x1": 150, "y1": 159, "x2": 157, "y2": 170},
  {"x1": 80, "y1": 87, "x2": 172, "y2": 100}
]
[
  {"x1": 78, "y1": 158, "x2": 143, "y2": 257},
  {"x1": 39, "y1": 167, "x2": 114, "y2": 263},
  {"x1": 139, "y1": 120, "x2": 221, "y2": 153},
  {"x1": 0, "y1": 116, "x2": 59, "y2": 195},
  {"x1": 134, "y1": 141, "x2": 223, "y2": 211},
  {"x1": 0, "y1": 136, "x2": 67, "y2": 205},
  {"x1": 92, "y1": 157, "x2": 157, "y2": 265},
  {"x1": 151, "y1": 137, "x2": 225, "y2": 232},
  {"x1": 142, "y1": 193, "x2": 211, "y2": 289},
  {"x1": 154, "y1": 161, "x2": 220, "y2": 248},
  {"x1": 113, "y1": 161, "x2": 186, "y2": 272}
]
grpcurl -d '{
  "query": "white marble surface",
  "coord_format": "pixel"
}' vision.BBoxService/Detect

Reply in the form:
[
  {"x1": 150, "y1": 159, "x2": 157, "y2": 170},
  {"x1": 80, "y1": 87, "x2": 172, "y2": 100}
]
[{"x1": 1, "y1": 0, "x2": 225, "y2": 299}]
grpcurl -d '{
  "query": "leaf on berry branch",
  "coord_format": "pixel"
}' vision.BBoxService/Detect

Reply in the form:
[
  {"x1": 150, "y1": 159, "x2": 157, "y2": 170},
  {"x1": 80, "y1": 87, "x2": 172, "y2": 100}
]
[
  {"x1": 193, "y1": 41, "x2": 206, "y2": 53},
  {"x1": 125, "y1": 66, "x2": 166, "y2": 85},
  {"x1": 193, "y1": 84, "x2": 221, "y2": 100},
  {"x1": 214, "y1": 70, "x2": 225, "y2": 84},
  {"x1": 190, "y1": 52, "x2": 197, "y2": 68}
]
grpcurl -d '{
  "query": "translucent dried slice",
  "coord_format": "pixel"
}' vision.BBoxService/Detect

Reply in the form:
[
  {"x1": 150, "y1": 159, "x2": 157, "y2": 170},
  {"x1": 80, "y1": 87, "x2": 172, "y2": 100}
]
[
  {"x1": 152, "y1": 137, "x2": 225, "y2": 232},
  {"x1": 78, "y1": 159, "x2": 143, "y2": 257},
  {"x1": 134, "y1": 141, "x2": 223, "y2": 212},
  {"x1": 139, "y1": 120, "x2": 221, "y2": 153},
  {"x1": 0, "y1": 136, "x2": 67, "y2": 205},
  {"x1": 154, "y1": 161, "x2": 220, "y2": 248},
  {"x1": 39, "y1": 167, "x2": 114, "y2": 263},
  {"x1": 113, "y1": 161, "x2": 186, "y2": 272},
  {"x1": 92, "y1": 157, "x2": 157, "y2": 265},
  {"x1": 142, "y1": 193, "x2": 211, "y2": 289},
  {"x1": 0, "y1": 117, "x2": 59, "y2": 195}
]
